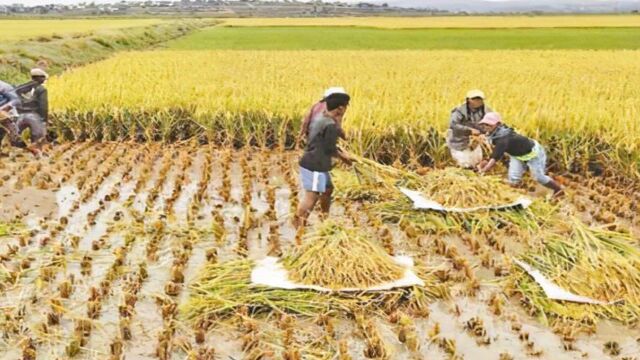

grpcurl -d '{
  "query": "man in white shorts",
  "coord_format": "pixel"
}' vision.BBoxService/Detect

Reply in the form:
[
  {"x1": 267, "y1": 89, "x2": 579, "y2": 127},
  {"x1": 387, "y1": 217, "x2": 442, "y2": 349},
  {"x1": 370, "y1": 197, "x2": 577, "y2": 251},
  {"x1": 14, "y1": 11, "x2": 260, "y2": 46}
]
[{"x1": 293, "y1": 92, "x2": 353, "y2": 228}]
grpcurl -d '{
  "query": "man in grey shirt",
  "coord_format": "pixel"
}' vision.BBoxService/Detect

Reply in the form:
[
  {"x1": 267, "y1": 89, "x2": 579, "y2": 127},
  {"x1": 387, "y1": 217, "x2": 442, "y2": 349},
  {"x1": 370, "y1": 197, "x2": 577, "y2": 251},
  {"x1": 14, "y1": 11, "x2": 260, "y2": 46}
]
[
  {"x1": 15, "y1": 68, "x2": 49, "y2": 151},
  {"x1": 294, "y1": 92, "x2": 353, "y2": 228},
  {"x1": 446, "y1": 89, "x2": 492, "y2": 168}
]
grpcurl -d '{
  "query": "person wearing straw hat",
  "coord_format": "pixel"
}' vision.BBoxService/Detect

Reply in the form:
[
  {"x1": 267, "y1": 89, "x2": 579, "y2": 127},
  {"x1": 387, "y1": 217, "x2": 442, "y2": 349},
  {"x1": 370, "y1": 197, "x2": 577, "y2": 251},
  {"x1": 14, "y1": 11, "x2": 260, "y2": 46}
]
[
  {"x1": 14, "y1": 68, "x2": 49, "y2": 152},
  {"x1": 447, "y1": 89, "x2": 492, "y2": 168},
  {"x1": 294, "y1": 92, "x2": 354, "y2": 228},
  {"x1": 298, "y1": 87, "x2": 348, "y2": 145},
  {"x1": 476, "y1": 112, "x2": 564, "y2": 197}
]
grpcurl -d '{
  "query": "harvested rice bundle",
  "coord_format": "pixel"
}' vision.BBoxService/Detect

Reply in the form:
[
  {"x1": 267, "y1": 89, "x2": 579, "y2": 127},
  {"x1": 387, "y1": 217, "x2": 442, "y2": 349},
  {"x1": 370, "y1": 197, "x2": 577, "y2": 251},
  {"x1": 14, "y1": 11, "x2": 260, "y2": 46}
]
[
  {"x1": 332, "y1": 169, "x2": 387, "y2": 202},
  {"x1": 343, "y1": 156, "x2": 524, "y2": 209},
  {"x1": 511, "y1": 219, "x2": 640, "y2": 324},
  {"x1": 376, "y1": 196, "x2": 556, "y2": 236},
  {"x1": 184, "y1": 261, "x2": 444, "y2": 322},
  {"x1": 283, "y1": 221, "x2": 405, "y2": 290},
  {"x1": 183, "y1": 260, "x2": 339, "y2": 321},
  {"x1": 404, "y1": 167, "x2": 523, "y2": 209}
]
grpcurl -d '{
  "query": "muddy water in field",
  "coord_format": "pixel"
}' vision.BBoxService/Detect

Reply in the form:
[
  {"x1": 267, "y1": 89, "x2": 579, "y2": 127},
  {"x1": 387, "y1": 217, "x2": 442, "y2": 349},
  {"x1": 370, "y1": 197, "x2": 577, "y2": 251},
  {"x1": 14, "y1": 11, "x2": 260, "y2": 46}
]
[{"x1": 0, "y1": 143, "x2": 638, "y2": 360}]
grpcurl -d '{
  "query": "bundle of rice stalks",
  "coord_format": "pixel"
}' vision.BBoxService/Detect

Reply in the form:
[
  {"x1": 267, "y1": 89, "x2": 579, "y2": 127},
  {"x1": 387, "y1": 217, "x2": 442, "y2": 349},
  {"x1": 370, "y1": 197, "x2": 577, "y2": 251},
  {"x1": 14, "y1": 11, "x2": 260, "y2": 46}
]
[
  {"x1": 376, "y1": 196, "x2": 557, "y2": 236},
  {"x1": 407, "y1": 167, "x2": 523, "y2": 209},
  {"x1": 183, "y1": 256, "x2": 445, "y2": 323},
  {"x1": 184, "y1": 269, "x2": 439, "y2": 324},
  {"x1": 510, "y1": 219, "x2": 640, "y2": 325},
  {"x1": 283, "y1": 220, "x2": 405, "y2": 290},
  {"x1": 332, "y1": 168, "x2": 386, "y2": 203},
  {"x1": 338, "y1": 156, "x2": 526, "y2": 211},
  {"x1": 183, "y1": 259, "x2": 339, "y2": 321}
]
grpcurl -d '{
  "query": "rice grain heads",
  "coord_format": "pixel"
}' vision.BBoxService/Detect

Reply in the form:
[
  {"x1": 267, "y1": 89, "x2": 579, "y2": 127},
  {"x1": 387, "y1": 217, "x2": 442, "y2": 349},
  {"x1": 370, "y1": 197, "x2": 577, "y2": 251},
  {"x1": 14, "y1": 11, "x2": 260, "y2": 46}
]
[{"x1": 283, "y1": 220, "x2": 405, "y2": 290}]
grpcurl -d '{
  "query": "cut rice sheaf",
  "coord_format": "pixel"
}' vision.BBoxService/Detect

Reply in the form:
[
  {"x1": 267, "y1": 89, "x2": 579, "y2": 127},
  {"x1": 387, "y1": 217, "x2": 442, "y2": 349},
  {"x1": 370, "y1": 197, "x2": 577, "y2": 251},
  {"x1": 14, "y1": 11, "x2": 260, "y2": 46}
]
[{"x1": 283, "y1": 220, "x2": 405, "y2": 290}]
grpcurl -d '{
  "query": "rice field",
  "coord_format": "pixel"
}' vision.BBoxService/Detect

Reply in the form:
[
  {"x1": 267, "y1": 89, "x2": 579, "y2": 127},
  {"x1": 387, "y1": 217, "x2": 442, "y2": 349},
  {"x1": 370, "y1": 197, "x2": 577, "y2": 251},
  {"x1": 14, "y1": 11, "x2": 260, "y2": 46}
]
[
  {"x1": 49, "y1": 49, "x2": 640, "y2": 178},
  {"x1": 218, "y1": 15, "x2": 640, "y2": 29},
  {"x1": 165, "y1": 26, "x2": 640, "y2": 50},
  {"x1": 0, "y1": 143, "x2": 638, "y2": 359},
  {"x1": 0, "y1": 19, "x2": 166, "y2": 41}
]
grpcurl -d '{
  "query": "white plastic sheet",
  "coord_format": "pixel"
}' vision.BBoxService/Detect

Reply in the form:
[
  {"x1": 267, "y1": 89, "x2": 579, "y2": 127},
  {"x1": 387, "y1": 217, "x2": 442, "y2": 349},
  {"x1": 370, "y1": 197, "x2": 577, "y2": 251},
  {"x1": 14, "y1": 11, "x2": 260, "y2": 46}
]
[
  {"x1": 514, "y1": 259, "x2": 621, "y2": 305},
  {"x1": 250, "y1": 256, "x2": 424, "y2": 292},
  {"x1": 399, "y1": 187, "x2": 532, "y2": 213}
]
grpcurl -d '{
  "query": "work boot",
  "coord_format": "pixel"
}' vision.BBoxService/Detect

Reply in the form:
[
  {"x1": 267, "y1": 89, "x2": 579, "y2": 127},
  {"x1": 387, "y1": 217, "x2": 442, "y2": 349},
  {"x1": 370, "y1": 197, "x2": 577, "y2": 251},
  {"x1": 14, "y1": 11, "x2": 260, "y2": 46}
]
[{"x1": 543, "y1": 180, "x2": 564, "y2": 198}]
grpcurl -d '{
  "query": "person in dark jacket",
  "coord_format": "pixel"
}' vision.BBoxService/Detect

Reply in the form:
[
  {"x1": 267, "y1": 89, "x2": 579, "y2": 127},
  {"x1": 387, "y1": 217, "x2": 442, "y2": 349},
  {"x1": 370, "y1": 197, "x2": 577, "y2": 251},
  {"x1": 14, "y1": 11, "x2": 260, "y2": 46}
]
[
  {"x1": 476, "y1": 112, "x2": 564, "y2": 197},
  {"x1": 447, "y1": 89, "x2": 492, "y2": 168},
  {"x1": 15, "y1": 68, "x2": 49, "y2": 151},
  {"x1": 294, "y1": 92, "x2": 353, "y2": 228}
]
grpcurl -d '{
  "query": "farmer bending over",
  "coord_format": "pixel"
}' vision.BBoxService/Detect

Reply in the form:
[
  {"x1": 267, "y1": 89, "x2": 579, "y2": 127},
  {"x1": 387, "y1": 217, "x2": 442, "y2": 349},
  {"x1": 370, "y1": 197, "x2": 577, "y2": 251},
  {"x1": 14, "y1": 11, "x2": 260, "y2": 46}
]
[
  {"x1": 0, "y1": 110, "x2": 32, "y2": 154},
  {"x1": 293, "y1": 92, "x2": 353, "y2": 228},
  {"x1": 476, "y1": 112, "x2": 564, "y2": 197},
  {"x1": 447, "y1": 89, "x2": 492, "y2": 169},
  {"x1": 0, "y1": 80, "x2": 31, "y2": 154},
  {"x1": 298, "y1": 87, "x2": 347, "y2": 146}
]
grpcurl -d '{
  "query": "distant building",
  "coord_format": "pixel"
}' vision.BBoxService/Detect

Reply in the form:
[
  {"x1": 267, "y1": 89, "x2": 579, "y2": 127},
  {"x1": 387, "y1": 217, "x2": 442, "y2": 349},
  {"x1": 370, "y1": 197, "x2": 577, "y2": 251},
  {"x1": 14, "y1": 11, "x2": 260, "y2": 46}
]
[{"x1": 356, "y1": 2, "x2": 376, "y2": 9}]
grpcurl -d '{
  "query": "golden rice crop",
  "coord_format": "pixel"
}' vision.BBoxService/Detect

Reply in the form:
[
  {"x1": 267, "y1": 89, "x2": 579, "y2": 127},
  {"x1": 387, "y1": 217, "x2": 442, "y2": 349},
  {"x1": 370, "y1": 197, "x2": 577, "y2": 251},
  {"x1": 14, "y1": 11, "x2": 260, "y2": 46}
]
[
  {"x1": 283, "y1": 220, "x2": 405, "y2": 289},
  {"x1": 219, "y1": 15, "x2": 640, "y2": 29},
  {"x1": 49, "y1": 50, "x2": 640, "y2": 177}
]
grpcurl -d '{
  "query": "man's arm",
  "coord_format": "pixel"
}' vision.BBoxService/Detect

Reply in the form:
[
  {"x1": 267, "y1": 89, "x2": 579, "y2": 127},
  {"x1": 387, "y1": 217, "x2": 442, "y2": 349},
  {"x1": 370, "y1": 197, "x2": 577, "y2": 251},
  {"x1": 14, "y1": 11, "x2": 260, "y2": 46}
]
[
  {"x1": 299, "y1": 108, "x2": 313, "y2": 139},
  {"x1": 450, "y1": 110, "x2": 479, "y2": 135},
  {"x1": 323, "y1": 124, "x2": 339, "y2": 156},
  {"x1": 478, "y1": 139, "x2": 506, "y2": 173},
  {"x1": 37, "y1": 87, "x2": 48, "y2": 123},
  {"x1": 14, "y1": 81, "x2": 37, "y2": 97},
  {"x1": 1, "y1": 89, "x2": 21, "y2": 109},
  {"x1": 478, "y1": 158, "x2": 497, "y2": 174}
]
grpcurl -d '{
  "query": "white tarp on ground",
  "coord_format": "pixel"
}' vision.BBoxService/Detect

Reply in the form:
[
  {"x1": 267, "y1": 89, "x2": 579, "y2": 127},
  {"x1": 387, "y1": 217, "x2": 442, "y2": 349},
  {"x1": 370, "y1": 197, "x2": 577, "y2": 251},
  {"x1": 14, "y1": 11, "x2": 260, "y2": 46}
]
[
  {"x1": 514, "y1": 259, "x2": 621, "y2": 305},
  {"x1": 250, "y1": 255, "x2": 424, "y2": 292},
  {"x1": 399, "y1": 187, "x2": 532, "y2": 213}
]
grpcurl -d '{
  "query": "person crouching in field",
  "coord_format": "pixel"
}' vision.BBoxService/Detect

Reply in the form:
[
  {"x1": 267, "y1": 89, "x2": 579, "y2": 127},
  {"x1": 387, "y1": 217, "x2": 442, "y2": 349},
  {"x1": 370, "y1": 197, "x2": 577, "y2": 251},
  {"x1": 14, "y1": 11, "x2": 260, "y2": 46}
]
[
  {"x1": 298, "y1": 87, "x2": 347, "y2": 146},
  {"x1": 293, "y1": 92, "x2": 353, "y2": 228},
  {"x1": 476, "y1": 112, "x2": 564, "y2": 197},
  {"x1": 447, "y1": 89, "x2": 492, "y2": 169},
  {"x1": 15, "y1": 68, "x2": 49, "y2": 153}
]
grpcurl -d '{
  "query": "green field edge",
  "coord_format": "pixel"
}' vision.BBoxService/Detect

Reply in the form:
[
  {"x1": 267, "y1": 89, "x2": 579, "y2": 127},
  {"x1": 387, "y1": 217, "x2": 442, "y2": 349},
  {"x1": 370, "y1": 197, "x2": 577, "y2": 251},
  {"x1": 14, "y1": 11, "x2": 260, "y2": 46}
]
[
  {"x1": 0, "y1": 18, "x2": 217, "y2": 84},
  {"x1": 168, "y1": 25, "x2": 640, "y2": 50},
  {"x1": 220, "y1": 24, "x2": 640, "y2": 30}
]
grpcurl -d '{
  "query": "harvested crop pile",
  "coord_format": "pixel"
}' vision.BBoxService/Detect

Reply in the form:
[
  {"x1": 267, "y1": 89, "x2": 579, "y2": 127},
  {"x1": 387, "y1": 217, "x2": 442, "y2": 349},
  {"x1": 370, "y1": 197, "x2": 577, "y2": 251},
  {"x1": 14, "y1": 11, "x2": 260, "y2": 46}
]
[
  {"x1": 183, "y1": 259, "x2": 441, "y2": 322},
  {"x1": 283, "y1": 220, "x2": 405, "y2": 289},
  {"x1": 338, "y1": 157, "x2": 524, "y2": 209},
  {"x1": 408, "y1": 167, "x2": 523, "y2": 209},
  {"x1": 511, "y1": 219, "x2": 640, "y2": 324},
  {"x1": 183, "y1": 221, "x2": 444, "y2": 322},
  {"x1": 183, "y1": 259, "x2": 336, "y2": 319}
]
